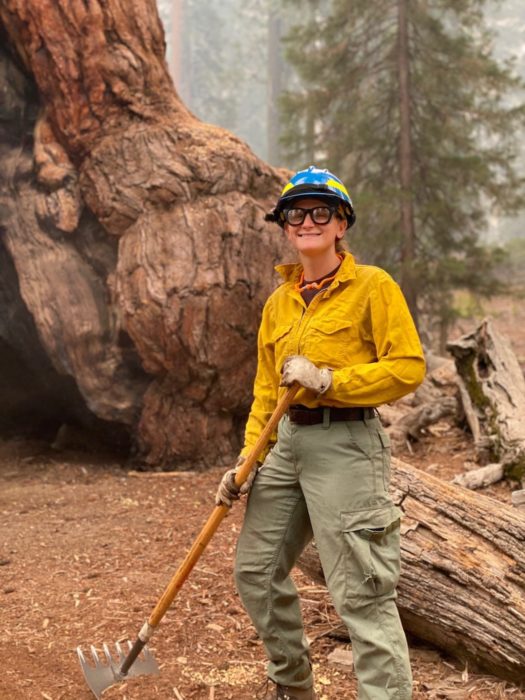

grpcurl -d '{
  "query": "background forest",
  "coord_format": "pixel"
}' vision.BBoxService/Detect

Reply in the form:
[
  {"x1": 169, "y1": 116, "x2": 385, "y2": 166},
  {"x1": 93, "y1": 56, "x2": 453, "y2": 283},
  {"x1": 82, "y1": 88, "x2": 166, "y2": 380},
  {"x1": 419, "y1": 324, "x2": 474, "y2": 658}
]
[{"x1": 157, "y1": 0, "x2": 525, "y2": 351}]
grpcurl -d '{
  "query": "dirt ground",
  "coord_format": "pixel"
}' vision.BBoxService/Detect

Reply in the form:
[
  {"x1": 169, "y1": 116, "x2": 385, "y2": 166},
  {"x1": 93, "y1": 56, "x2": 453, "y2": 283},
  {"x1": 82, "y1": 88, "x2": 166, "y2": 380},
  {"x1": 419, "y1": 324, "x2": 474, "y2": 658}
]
[{"x1": 1, "y1": 295, "x2": 525, "y2": 700}]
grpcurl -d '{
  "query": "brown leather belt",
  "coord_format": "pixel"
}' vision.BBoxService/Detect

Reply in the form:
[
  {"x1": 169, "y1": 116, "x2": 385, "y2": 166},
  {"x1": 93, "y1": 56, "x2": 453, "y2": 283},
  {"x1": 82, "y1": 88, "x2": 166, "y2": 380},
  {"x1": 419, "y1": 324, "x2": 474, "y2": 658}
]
[{"x1": 288, "y1": 405, "x2": 375, "y2": 425}]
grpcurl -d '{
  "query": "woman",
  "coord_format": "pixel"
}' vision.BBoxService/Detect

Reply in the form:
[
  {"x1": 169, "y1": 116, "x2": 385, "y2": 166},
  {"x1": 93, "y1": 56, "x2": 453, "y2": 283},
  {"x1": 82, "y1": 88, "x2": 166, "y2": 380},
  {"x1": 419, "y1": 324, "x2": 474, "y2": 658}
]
[{"x1": 216, "y1": 166, "x2": 425, "y2": 700}]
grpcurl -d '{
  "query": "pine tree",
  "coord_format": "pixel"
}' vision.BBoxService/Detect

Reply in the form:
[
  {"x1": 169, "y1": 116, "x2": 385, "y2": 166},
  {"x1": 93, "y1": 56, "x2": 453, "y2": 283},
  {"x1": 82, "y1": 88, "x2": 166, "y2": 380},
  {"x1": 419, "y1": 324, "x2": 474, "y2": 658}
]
[{"x1": 281, "y1": 0, "x2": 525, "y2": 345}]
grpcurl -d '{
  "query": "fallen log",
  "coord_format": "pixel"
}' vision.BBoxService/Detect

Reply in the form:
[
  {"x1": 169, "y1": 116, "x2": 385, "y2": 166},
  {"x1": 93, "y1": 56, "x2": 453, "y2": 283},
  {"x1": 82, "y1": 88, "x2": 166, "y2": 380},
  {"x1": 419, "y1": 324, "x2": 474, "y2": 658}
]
[
  {"x1": 512, "y1": 490, "x2": 525, "y2": 510},
  {"x1": 387, "y1": 396, "x2": 456, "y2": 450},
  {"x1": 452, "y1": 462, "x2": 504, "y2": 490},
  {"x1": 297, "y1": 456, "x2": 525, "y2": 683},
  {"x1": 447, "y1": 320, "x2": 525, "y2": 481}
]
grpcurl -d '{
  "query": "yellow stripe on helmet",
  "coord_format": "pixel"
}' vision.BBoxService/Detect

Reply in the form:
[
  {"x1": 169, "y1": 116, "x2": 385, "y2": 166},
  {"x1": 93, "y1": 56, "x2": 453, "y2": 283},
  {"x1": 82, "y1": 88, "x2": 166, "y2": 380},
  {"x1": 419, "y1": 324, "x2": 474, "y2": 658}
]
[
  {"x1": 281, "y1": 178, "x2": 350, "y2": 198},
  {"x1": 326, "y1": 179, "x2": 350, "y2": 197}
]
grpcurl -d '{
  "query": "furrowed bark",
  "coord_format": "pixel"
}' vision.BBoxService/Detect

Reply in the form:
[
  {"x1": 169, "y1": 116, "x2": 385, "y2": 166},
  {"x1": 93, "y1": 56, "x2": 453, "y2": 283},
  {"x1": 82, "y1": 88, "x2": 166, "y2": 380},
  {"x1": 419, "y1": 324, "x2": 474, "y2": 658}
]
[{"x1": 0, "y1": 0, "x2": 288, "y2": 465}]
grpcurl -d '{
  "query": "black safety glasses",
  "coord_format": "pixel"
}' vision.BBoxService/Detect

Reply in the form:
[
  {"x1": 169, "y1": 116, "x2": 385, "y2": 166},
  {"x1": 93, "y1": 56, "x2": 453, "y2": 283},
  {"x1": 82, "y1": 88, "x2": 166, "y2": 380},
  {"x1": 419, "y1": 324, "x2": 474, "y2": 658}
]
[{"x1": 283, "y1": 206, "x2": 337, "y2": 226}]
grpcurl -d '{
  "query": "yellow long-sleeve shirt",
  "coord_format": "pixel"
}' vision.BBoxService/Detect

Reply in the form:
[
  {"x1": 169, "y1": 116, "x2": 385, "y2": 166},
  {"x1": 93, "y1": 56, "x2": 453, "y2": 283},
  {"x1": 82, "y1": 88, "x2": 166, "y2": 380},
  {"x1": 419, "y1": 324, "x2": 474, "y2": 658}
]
[{"x1": 241, "y1": 252, "x2": 426, "y2": 460}]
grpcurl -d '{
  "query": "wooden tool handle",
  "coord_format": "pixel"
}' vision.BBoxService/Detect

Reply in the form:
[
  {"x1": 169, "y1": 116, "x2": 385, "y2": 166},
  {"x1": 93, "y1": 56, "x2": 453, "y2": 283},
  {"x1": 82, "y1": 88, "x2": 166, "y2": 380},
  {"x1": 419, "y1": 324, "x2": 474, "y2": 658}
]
[
  {"x1": 233, "y1": 383, "x2": 300, "y2": 487},
  {"x1": 147, "y1": 383, "x2": 299, "y2": 628}
]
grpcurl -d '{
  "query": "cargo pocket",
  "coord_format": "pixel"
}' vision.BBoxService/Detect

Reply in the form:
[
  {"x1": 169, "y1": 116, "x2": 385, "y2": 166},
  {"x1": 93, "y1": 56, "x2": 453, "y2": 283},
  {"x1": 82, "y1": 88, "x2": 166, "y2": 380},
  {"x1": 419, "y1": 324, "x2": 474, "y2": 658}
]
[{"x1": 341, "y1": 505, "x2": 402, "y2": 600}]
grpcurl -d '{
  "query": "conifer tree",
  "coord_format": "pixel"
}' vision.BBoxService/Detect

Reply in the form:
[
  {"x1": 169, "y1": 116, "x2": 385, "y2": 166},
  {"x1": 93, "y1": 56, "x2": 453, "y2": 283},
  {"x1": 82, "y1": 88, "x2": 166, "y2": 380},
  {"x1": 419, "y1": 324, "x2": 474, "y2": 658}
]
[{"x1": 281, "y1": 0, "x2": 525, "y2": 343}]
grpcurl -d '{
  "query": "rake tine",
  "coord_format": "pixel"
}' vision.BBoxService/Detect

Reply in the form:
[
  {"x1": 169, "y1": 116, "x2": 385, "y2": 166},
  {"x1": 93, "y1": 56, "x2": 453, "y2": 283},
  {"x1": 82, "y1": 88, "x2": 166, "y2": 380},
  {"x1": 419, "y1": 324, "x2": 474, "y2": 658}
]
[
  {"x1": 78, "y1": 640, "x2": 159, "y2": 698},
  {"x1": 102, "y1": 643, "x2": 113, "y2": 665},
  {"x1": 77, "y1": 646, "x2": 88, "y2": 666},
  {"x1": 90, "y1": 645, "x2": 102, "y2": 666},
  {"x1": 115, "y1": 641, "x2": 124, "y2": 662},
  {"x1": 143, "y1": 645, "x2": 155, "y2": 662},
  {"x1": 77, "y1": 645, "x2": 119, "y2": 700}
]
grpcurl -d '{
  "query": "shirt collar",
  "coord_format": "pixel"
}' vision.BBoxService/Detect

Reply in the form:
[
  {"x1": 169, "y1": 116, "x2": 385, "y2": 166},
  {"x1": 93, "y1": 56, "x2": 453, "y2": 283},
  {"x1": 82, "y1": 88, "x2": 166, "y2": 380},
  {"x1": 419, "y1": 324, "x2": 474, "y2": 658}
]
[{"x1": 275, "y1": 251, "x2": 357, "y2": 285}]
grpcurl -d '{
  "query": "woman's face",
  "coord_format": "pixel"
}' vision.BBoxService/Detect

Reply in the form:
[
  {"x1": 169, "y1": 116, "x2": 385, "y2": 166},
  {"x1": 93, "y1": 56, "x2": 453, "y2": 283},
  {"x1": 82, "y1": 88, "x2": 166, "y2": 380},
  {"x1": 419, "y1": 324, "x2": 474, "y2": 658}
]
[{"x1": 283, "y1": 197, "x2": 347, "y2": 258}]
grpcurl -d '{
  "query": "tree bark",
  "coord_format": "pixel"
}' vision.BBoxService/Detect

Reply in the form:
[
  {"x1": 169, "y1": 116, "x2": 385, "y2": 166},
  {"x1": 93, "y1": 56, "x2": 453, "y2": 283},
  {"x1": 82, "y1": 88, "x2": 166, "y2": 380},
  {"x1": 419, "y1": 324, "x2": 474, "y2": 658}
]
[
  {"x1": 447, "y1": 319, "x2": 525, "y2": 481},
  {"x1": 297, "y1": 456, "x2": 525, "y2": 683},
  {"x1": 0, "y1": 0, "x2": 288, "y2": 466}
]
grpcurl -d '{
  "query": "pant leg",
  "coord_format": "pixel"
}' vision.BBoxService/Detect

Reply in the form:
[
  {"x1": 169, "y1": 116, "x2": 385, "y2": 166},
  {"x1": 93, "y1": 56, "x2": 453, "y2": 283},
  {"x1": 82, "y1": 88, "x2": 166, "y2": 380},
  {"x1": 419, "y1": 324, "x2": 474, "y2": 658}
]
[
  {"x1": 234, "y1": 417, "x2": 314, "y2": 689},
  {"x1": 294, "y1": 414, "x2": 413, "y2": 700}
]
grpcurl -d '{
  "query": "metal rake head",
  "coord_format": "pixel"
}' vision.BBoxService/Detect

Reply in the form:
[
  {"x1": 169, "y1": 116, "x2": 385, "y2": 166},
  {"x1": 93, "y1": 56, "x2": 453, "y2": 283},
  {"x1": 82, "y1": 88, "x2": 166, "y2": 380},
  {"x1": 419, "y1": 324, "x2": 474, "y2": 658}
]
[{"x1": 77, "y1": 641, "x2": 159, "y2": 698}]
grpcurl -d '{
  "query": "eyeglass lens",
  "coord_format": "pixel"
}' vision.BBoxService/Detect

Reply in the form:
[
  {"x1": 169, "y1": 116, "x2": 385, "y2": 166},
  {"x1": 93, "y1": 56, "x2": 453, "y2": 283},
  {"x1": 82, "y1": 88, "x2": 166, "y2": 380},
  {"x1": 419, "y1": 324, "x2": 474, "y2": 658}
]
[{"x1": 285, "y1": 206, "x2": 334, "y2": 226}]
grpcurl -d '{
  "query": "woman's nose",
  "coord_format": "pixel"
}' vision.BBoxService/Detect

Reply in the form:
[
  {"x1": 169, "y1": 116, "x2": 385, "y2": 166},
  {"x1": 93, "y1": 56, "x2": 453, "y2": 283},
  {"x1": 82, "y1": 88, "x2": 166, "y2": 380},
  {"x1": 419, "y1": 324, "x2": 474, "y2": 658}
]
[{"x1": 302, "y1": 212, "x2": 316, "y2": 226}]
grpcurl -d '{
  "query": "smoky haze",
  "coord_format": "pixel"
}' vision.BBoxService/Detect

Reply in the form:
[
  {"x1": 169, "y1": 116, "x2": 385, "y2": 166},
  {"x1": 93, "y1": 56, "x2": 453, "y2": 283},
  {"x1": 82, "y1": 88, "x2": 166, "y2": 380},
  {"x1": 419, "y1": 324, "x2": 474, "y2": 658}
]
[{"x1": 157, "y1": 0, "x2": 525, "y2": 243}]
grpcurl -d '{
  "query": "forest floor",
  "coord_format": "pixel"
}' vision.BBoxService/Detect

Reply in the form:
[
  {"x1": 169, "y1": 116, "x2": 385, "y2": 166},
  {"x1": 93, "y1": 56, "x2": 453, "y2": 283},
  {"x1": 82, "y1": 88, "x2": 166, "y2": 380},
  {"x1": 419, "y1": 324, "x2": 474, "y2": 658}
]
[{"x1": 1, "y1": 294, "x2": 525, "y2": 700}]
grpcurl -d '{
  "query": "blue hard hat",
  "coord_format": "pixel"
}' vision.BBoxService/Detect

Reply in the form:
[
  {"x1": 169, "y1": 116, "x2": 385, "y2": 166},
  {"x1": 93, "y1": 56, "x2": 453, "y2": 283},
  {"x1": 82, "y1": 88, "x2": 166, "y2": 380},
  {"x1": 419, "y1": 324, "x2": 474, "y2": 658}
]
[{"x1": 266, "y1": 165, "x2": 356, "y2": 229}]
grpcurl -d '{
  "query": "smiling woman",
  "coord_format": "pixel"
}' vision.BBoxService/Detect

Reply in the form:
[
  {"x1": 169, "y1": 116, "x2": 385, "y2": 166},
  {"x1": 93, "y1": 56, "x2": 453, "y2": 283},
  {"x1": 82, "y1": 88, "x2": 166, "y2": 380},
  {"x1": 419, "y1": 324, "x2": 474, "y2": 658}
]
[
  {"x1": 215, "y1": 165, "x2": 426, "y2": 699},
  {"x1": 282, "y1": 197, "x2": 347, "y2": 273}
]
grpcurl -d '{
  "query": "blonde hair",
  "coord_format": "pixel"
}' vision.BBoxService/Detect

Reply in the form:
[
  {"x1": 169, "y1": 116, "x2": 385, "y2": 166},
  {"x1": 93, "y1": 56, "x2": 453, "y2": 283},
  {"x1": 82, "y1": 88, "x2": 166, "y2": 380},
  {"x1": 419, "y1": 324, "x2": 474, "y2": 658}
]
[
  {"x1": 336, "y1": 237, "x2": 348, "y2": 253},
  {"x1": 335, "y1": 204, "x2": 349, "y2": 253}
]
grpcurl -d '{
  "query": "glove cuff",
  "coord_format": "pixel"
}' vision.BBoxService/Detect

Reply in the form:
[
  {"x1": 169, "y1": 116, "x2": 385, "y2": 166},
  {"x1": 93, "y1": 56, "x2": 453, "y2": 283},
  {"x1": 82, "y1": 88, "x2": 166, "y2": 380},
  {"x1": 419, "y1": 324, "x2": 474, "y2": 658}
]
[
  {"x1": 226, "y1": 469, "x2": 241, "y2": 494},
  {"x1": 318, "y1": 368, "x2": 333, "y2": 394}
]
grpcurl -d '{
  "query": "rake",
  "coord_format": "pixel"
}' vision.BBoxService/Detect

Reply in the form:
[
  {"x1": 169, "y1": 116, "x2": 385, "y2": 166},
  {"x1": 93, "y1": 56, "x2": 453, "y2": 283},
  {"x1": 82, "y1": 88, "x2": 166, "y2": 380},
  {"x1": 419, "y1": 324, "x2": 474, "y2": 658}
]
[{"x1": 77, "y1": 384, "x2": 299, "y2": 698}]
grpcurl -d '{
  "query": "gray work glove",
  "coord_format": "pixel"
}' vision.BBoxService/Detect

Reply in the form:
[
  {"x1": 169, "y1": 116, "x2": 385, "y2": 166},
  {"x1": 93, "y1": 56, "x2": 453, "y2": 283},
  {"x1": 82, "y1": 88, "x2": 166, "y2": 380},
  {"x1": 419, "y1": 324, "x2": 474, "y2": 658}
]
[
  {"x1": 215, "y1": 455, "x2": 260, "y2": 508},
  {"x1": 281, "y1": 355, "x2": 332, "y2": 395}
]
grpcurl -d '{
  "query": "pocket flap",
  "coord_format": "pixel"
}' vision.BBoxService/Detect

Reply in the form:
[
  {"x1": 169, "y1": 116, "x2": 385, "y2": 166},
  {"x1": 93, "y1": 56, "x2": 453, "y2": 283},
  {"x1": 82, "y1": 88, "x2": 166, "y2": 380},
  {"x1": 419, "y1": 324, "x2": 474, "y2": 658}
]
[
  {"x1": 271, "y1": 323, "x2": 293, "y2": 343},
  {"x1": 310, "y1": 317, "x2": 353, "y2": 335},
  {"x1": 341, "y1": 505, "x2": 402, "y2": 532}
]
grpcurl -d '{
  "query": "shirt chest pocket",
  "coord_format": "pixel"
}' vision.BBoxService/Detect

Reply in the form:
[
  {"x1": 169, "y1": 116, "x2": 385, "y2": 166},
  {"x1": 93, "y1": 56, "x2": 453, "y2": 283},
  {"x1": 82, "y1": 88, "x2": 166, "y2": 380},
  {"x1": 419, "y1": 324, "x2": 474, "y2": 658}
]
[{"x1": 303, "y1": 316, "x2": 356, "y2": 365}]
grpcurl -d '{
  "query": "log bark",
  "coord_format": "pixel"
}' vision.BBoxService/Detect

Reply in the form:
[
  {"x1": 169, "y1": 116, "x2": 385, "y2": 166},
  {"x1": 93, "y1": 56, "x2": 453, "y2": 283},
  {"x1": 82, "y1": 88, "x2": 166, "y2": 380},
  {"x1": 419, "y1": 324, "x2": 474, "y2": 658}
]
[
  {"x1": 297, "y1": 456, "x2": 525, "y2": 683},
  {"x1": 0, "y1": 1, "x2": 288, "y2": 466},
  {"x1": 512, "y1": 489, "x2": 525, "y2": 509},
  {"x1": 452, "y1": 462, "x2": 504, "y2": 490},
  {"x1": 447, "y1": 320, "x2": 525, "y2": 480}
]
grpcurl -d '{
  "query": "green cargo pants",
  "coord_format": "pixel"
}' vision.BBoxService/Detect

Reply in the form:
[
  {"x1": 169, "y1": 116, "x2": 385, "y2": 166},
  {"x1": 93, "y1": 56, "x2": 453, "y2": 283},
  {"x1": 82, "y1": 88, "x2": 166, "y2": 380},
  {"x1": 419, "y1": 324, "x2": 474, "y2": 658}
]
[{"x1": 234, "y1": 411, "x2": 412, "y2": 699}]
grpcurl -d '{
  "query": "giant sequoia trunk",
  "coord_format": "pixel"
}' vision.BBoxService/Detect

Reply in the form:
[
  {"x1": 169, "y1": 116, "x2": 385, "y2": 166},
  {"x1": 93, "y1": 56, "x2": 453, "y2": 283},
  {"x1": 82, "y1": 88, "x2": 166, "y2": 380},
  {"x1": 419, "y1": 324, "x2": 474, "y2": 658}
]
[
  {"x1": 0, "y1": 0, "x2": 287, "y2": 466},
  {"x1": 298, "y1": 457, "x2": 525, "y2": 683}
]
